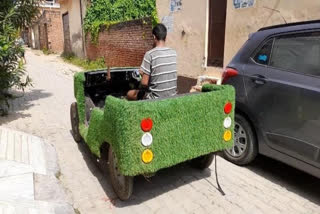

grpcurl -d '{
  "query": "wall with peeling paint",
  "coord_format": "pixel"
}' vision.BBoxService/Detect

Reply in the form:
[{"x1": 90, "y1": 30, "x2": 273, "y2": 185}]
[
  {"x1": 157, "y1": 0, "x2": 320, "y2": 78},
  {"x1": 60, "y1": 0, "x2": 85, "y2": 58}
]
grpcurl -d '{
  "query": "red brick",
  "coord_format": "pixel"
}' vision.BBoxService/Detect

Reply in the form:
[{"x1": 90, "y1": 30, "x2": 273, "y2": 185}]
[{"x1": 86, "y1": 18, "x2": 153, "y2": 67}]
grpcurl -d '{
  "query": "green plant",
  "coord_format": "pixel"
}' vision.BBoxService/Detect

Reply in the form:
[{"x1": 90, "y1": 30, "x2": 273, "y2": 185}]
[
  {"x1": 62, "y1": 53, "x2": 106, "y2": 71},
  {"x1": 42, "y1": 48, "x2": 53, "y2": 55},
  {"x1": 84, "y1": 0, "x2": 159, "y2": 43},
  {"x1": 0, "y1": 0, "x2": 39, "y2": 108}
]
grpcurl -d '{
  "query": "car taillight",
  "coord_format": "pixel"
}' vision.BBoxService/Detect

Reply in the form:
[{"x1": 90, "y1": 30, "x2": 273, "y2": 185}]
[
  {"x1": 141, "y1": 118, "x2": 154, "y2": 163},
  {"x1": 222, "y1": 68, "x2": 238, "y2": 84},
  {"x1": 141, "y1": 118, "x2": 153, "y2": 132},
  {"x1": 224, "y1": 102, "x2": 233, "y2": 114}
]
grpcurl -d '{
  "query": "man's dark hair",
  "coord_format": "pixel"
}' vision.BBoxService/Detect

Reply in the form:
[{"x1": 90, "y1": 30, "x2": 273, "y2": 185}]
[{"x1": 152, "y1": 24, "x2": 167, "y2": 41}]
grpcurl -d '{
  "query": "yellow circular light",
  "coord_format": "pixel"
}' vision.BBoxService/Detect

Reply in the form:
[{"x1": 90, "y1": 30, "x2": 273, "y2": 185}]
[
  {"x1": 142, "y1": 149, "x2": 154, "y2": 164},
  {"x1": 223, "y1": 130, "x2": 232, "y2": 142}
]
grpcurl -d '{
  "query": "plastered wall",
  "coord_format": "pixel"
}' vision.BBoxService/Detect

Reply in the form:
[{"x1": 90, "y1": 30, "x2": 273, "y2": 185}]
[
  {"x1": 157, "y1": 0, "x2": 320, "y2": 78},
  {"x1": 60, "y1": 0, "x2": 85, "y2": 58}
]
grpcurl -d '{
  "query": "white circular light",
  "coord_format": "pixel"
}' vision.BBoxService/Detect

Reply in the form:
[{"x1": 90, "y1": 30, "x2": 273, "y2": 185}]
[
  {"x1": 223, "y1": 117, "x2": 232, "y2": 129},
  {"x1": 141, "y1": 132, "x2": 153, "y2": 147}
]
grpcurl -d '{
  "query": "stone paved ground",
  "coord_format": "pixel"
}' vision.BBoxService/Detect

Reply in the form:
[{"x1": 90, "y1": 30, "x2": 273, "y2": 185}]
[{"x1": 0, "y1": 49, "x2": 319, "y2": 214}]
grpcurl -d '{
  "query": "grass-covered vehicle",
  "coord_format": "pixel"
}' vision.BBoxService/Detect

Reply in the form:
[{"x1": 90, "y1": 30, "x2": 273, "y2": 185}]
[{"x1": 70, "y1": 68, "x2": 235, "y2": 200}]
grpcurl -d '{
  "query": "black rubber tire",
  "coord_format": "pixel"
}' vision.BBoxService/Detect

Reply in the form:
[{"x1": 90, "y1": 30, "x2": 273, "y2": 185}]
[
  {"x1": 190, "y1": 153, "x2": 214, "y2": 170},
  {"x1": 96, "y1": 143, "x2": 110, "y2": 175},
  {"x1": 108, "y1": 146, "x2": 133, "y2": 201},
  {"x1": 223, "y1": 114, "x2": 258, "y2": 165},
  {"x1": 70, "y1": 102, "x2": 82, "y2": 143}
]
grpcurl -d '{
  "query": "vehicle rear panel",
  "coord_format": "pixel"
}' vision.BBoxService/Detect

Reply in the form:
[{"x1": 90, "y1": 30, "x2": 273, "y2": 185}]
[{"x1": 74, "y1": 72, "x2": 235, "y2": 176}]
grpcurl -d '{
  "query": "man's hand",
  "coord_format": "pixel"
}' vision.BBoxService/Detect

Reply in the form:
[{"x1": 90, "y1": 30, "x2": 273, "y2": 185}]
[
  {"x1": 139, "y1": 69, "x2": 144, "y2": 76},
  {"x1": 107, "y1": 66, "x2": 111, "y2": 81}
]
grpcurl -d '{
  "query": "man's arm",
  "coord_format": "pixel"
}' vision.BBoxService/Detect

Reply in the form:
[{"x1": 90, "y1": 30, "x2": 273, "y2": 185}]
[{"x1": 140, "y1": 70, "x2": 150, "y2": 88}]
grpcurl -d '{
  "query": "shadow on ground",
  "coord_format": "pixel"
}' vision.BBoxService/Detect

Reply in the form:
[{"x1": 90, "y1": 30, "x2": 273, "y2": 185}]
[
  {"x1": 247, "y1": 155, "x2": 320, "y2": 206},
  {"x1": 75, "y1": 139, "x2": 215, "y2": 207},
  {"x1": 73, "y1": 133, "x2": 320, "y2": 208},
  {"x1": 0, "y1": 89, "x2": 52, "y2": 125}
]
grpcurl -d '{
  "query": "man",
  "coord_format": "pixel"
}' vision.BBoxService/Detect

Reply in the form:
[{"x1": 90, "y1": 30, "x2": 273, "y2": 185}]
[{"x1": 127, "y1": 23, "x2": 177, "y2": 100}]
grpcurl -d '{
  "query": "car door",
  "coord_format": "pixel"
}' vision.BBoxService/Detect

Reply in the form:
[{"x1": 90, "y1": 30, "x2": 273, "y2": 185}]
[{"x1": 244, "y1": 31, "x2": 320, "y2": 168}]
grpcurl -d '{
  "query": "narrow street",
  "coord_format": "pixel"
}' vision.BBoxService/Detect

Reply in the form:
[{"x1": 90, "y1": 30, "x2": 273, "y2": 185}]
[{"x1": 0, "y1": 49, "x2": 319, "y2": 214}]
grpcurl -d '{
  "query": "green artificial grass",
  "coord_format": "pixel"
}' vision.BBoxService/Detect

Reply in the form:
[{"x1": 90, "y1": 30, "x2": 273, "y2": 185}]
[{"x1": 74, "y1": 72, "x2": 235, "y2": 176}]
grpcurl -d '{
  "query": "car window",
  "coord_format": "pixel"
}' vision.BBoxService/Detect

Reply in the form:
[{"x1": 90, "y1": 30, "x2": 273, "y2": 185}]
[
  {"x1": 270, "y1": 32, "x2": 320, "y2": 77},
  {"x1": 253, "y1": 39, "x2": 273, "y2": 65}
]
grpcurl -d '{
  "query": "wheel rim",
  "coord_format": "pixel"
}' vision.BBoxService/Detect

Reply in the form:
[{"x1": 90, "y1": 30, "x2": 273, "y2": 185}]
[
  {"x1": 226, "y1": 121, "x2": 248, "y2": 158},
  {"x1": 112, "y1": 151, "x2": 126, "y2": 190}
]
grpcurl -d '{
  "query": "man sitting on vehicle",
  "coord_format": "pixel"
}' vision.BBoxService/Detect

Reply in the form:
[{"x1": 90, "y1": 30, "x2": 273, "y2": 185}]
[{"x1": 127, "y1": 23, "x2": 177, "y2": 100}]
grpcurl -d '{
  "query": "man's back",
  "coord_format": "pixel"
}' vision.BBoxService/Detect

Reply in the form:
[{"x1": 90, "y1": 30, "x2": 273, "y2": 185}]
[{"x1": 141, "y1": 47, "x2": 177, "y2": 99}]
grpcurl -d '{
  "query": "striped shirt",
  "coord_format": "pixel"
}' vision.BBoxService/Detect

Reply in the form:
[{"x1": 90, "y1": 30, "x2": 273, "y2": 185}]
[{"x1": 140, "y1": 47, "x2": 177, "y2": 99}]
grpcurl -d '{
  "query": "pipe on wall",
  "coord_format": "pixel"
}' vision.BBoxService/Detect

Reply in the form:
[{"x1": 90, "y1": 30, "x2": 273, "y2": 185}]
[
  {"x1": 203, "y1": 0, "x2": 210, "y2": 69},
  {"x1": 79, "y1": 0, "x2": 87, "y2": 58}
]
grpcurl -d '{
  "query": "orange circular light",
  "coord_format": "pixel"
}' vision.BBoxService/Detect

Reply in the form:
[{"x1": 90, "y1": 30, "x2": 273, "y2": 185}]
[
  {"x1": 141, "y1": 118, "x2": 153, "y2": 132},
  {"x1": 142, "y1": 149, "x2": 153, "y2": 164},
  {"x1": 223, "y1": 130, "x2": 232, "y2": 142},
  {"x1": 224, "y1": 102, "x2": 232, "y2": 114}
]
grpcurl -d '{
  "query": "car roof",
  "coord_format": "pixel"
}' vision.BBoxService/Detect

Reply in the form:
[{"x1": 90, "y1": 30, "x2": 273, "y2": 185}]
[
  {"x1": 228, "y1": 20, "x2": 320, "y2": 65},
  {"x1": 255, "y1": 20, "x2": 320, "y2": 36},
  {"x1": 258, "y1": 20, "x2": 320, "y2": 31}
]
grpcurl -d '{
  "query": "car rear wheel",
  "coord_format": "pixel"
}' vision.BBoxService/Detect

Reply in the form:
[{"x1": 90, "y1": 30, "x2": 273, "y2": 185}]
[
  {"x1": 108, "y1": 146, "x2": 133, "y2": 201},
  {"x1": 70, "y1": 102, "x2": 82, "y2": 143},
  {"x1": 223, "y1": 114, "x2": 258, "y2": 165},
  {"x1": 190, "y1": 153, "x2": 214, "y2": 169}
]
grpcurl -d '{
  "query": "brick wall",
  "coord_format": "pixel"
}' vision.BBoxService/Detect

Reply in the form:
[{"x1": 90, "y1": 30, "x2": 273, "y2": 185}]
[
  {"x1": 44, "y1": 9, "x2": 64, "y2": 53},
  {"x1": 27, "y1": 8, "x2": 64, "y2": 53},
  {"x1": 86, "y1": 18, "x2": 154, "y2": 67}
]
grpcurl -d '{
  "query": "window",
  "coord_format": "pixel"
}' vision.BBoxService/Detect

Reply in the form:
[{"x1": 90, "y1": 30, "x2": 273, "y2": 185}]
[
  {"x1": 270, "y1": 32, "x2": 320, "y2": 77},
  {"x1": 253, "y1": 39, "x2": 273, "y2": 65}
]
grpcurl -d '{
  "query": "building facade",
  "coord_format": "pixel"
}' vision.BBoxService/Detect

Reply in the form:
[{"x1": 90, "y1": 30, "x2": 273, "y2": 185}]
[
  {"x1": 58, "y1": 0, "x2": 87, "y2": 58},
  {"x1": 156, "y1": 0, "x2": 320, "y2": 78},
  {"x1": 27, "y1": 0, "x2": 64, "y2": 53}
]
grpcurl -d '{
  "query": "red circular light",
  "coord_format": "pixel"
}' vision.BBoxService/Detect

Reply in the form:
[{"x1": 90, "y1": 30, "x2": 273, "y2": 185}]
[
  {"x1": 141, "y1": 118, "x2": 153, "y2": 132},
  {"x1": 224, "y1": 102, "x2": 232, "y2": 114}
]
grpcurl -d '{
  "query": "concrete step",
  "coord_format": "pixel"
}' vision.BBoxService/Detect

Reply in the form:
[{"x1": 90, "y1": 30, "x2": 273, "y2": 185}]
[
  {"x1": 0, "y1": 127, "x2": 47, "y2": 175},
  {"x1": 0, "y1": 160, "x2": 34, "y2": 178},
  {"x1": 0, "y1": 199, "x2": 74, "y2": 214},
  {"x1": 0, "y1": 127, "x2": 73, "y2": 213},
  {"x1": 0, "y1": 173, "x2": 34, "y2": 201}
]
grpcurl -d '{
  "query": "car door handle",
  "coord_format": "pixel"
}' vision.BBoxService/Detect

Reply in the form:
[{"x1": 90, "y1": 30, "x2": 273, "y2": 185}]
[{"x1": 250, "y1": 75, "x2": 267, "y2": 85}]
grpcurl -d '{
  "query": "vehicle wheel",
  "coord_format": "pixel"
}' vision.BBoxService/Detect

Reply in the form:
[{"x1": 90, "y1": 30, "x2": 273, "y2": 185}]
[
  {"x1": 223, "y1": 114, "x2": 258, "y2": 165},
  {"x1": 108, "y1": 146, "x2": 133, "y2": 201},
  {"x1": 70, "y1": 102, "x2": 82, "y2": 143},
  {"x1": 190, "y1": 153, "x2": 214, "y2": 170},
  {"x1": 96, "y1": 143, "x2": 110, "y2": 175}
]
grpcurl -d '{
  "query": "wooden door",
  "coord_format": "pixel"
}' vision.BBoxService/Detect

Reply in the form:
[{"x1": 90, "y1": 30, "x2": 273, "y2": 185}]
[
  {"x1": 207, "y1": 0, "x2": 227, "y2": 67},
  {"x1": 62, "y1": 13, "x2": 72, "y2": 54},
  {"x1": 41, "y1": 23, "x2": 49, "y2": 50}
]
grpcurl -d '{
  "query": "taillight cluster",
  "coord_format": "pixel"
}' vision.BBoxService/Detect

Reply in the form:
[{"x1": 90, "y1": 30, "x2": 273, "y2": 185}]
[
  {"x1": 140, "y1": 118, "x2": 154, "y2": 164},
  {"x1": 223, "y1": 102, "x2": 233, "y2": 142},
  {"x1": 222, "y1": 68, "x2": 238, "y2": 84}
]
